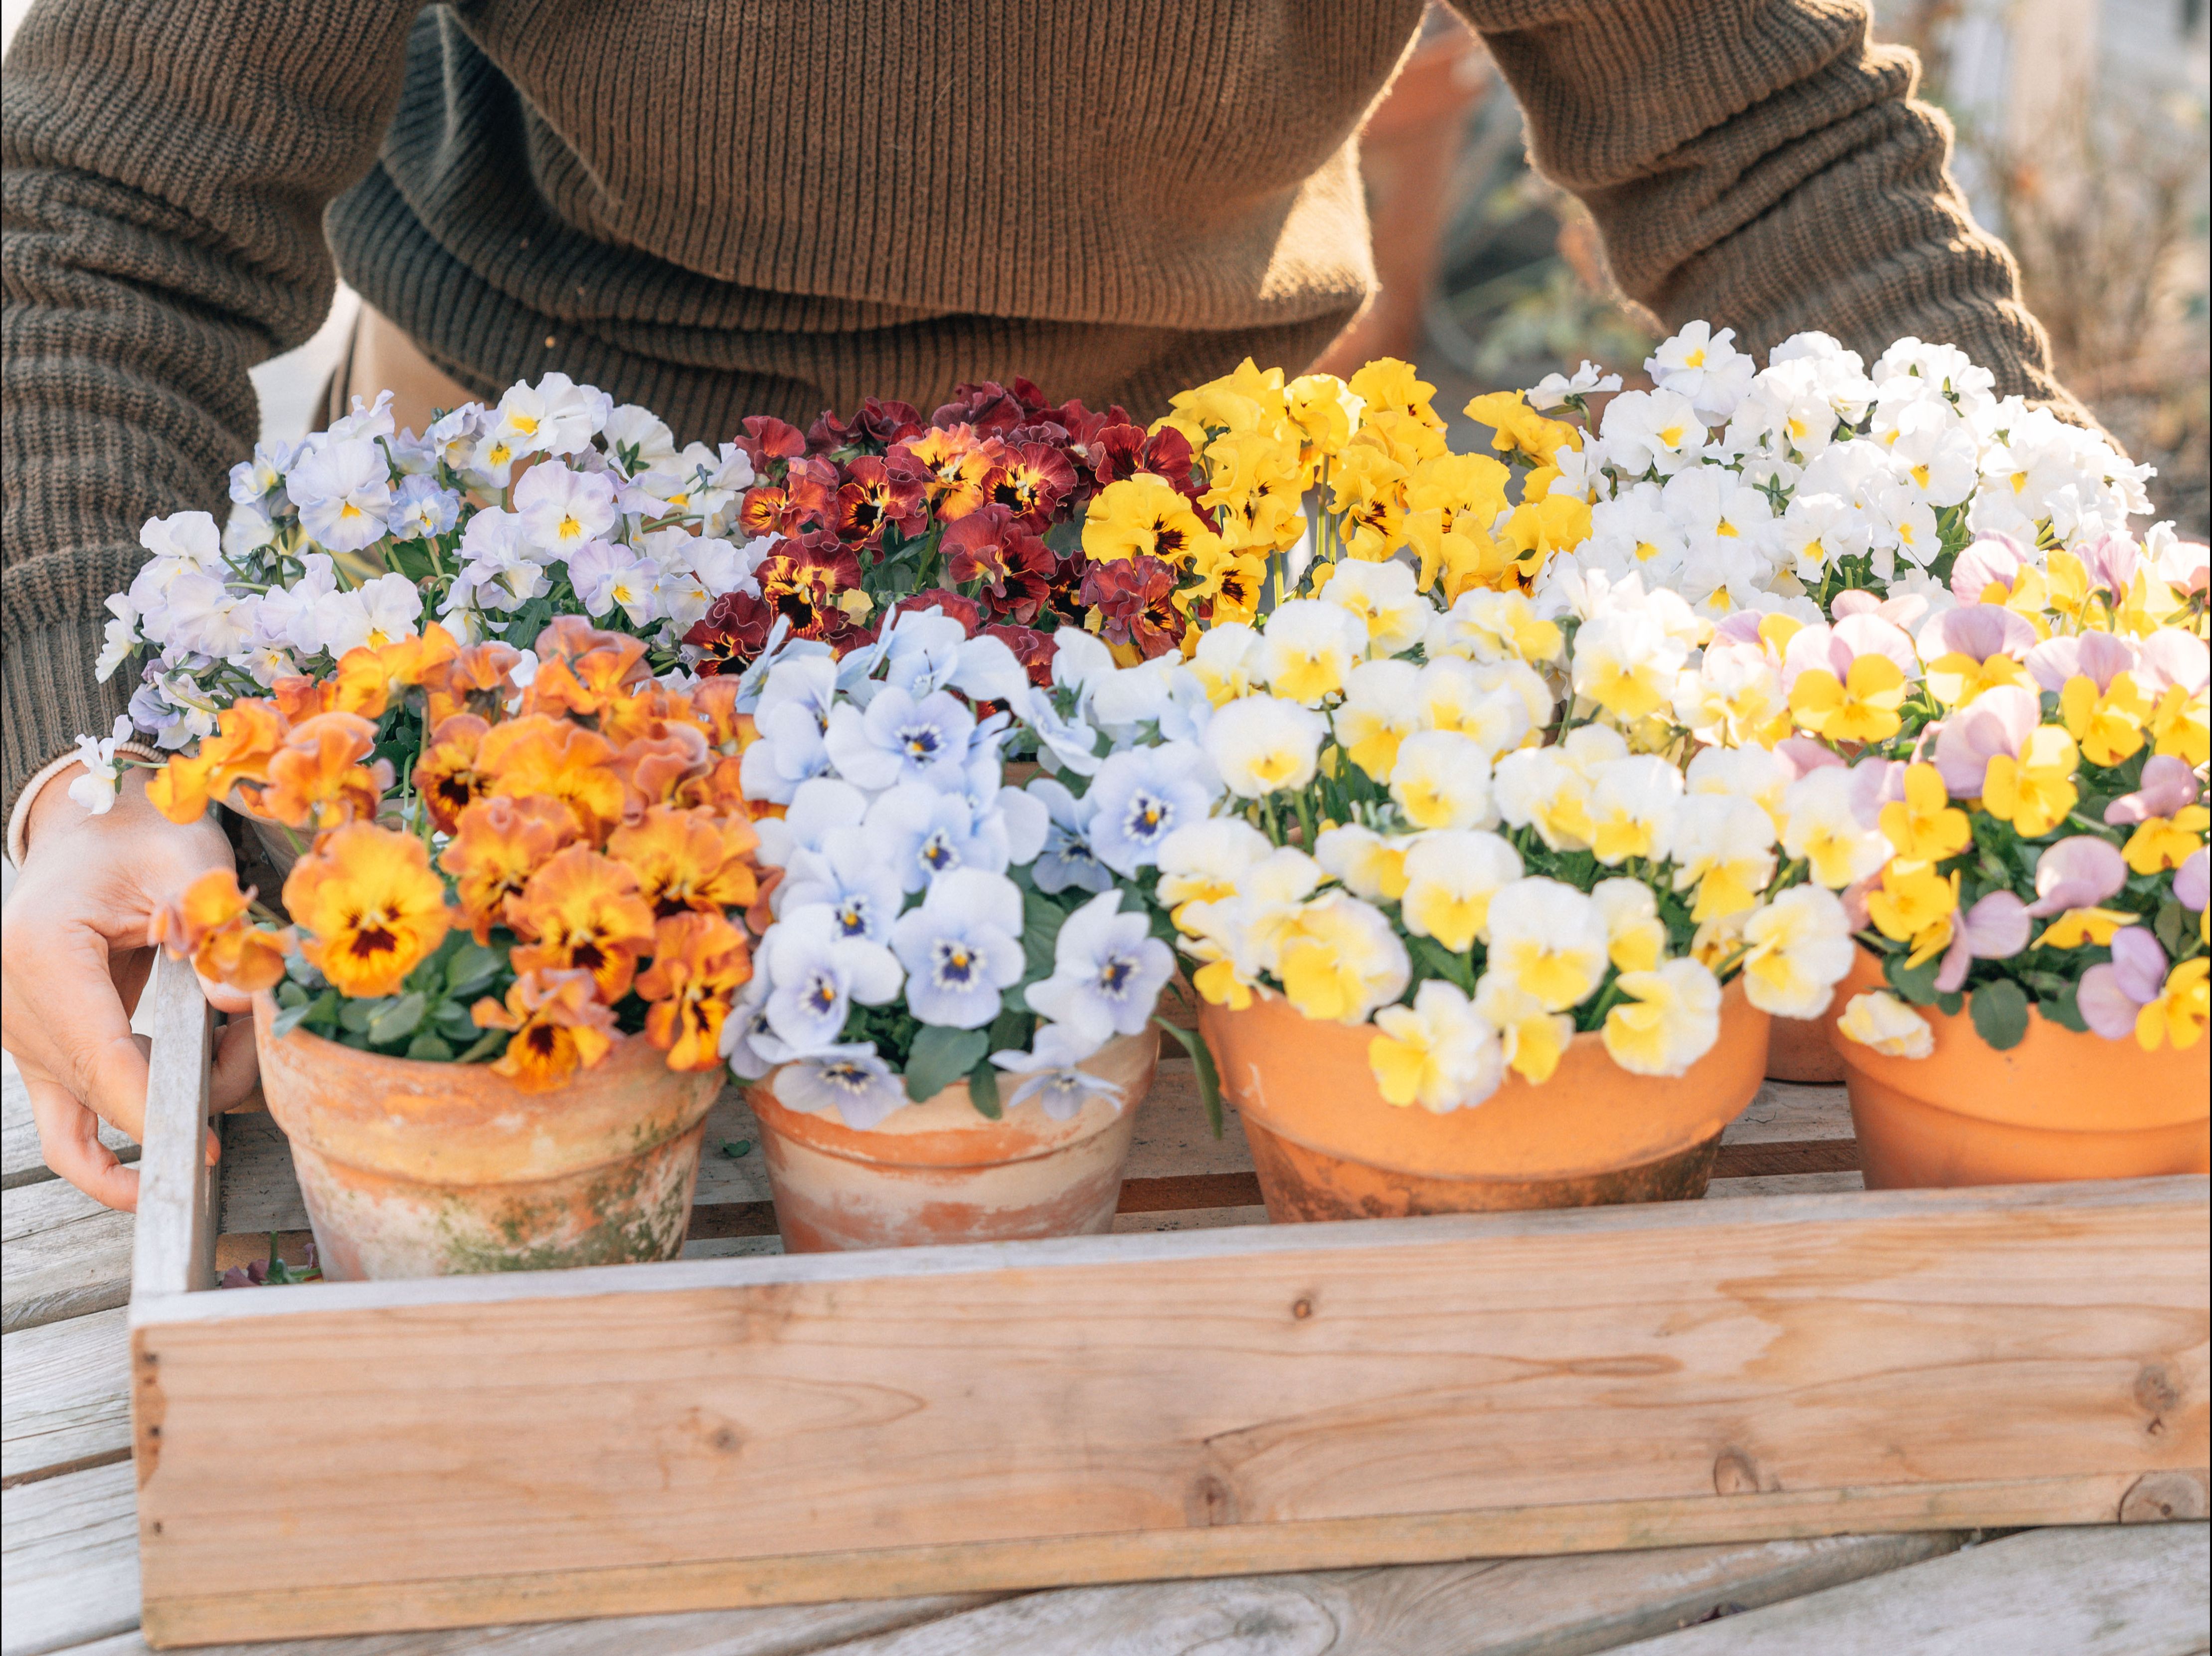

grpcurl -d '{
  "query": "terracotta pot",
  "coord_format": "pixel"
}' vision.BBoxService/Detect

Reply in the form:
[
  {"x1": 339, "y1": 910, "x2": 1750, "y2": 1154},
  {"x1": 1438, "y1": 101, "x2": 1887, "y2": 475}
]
[
  {"x1": 1201, "y1": 979, "x2": 1770, "y2": 1221},
  {"x1": 750, "y1": 1029, "x2": 1158, "y2": 1252},
  {"x1": 1830, "y1": 949, "x2": 2211, "y2": 1188},
  {"x1": 253, "y1": 994, "x2": 721, "y2": 1280},
  {"x1": 1766, "y1": 1008, "x2": 1849, "y2": 1084}
]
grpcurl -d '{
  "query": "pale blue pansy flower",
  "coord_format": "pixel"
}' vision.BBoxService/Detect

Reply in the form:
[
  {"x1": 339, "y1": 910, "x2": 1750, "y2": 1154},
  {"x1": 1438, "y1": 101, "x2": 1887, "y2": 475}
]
[
  {"x1": 1083, "y1": 741, "x2": 1221, "y2": 876},
  {"x1": 887, "y1": 869, "x2": 1026, "y2": 1029},
  {"x1": 761, "y1": 908, "x2": 902, "y2": 1055},
  {"x1": 990, "y1": 1023, "x2": 1124, "y2": 1121},
  {"x1": 1025, "y1": 889, "x2": 1175, "y2": 1047},
  {"x1": 781, "y1": 826, "x2": 908, "y2": 944},
  {"x1": 824, "y1": 685, "x2": 976, "y2": 791},
  {"x1": 865, "y1": 783, "x2": 1011, "y2": 892},
  {"x1": 773, "y1": 1047, "x2": 910, "y2": 1131},
  {"x1": 1026, "y1": 777, "x2": 1112, "y2": 895}
]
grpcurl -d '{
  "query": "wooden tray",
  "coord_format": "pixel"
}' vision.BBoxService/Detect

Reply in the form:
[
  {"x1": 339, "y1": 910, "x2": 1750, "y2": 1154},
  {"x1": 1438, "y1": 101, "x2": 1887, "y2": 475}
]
[{"x1": 127, "y1": 957, "x2": 2211, "y2": 1649}]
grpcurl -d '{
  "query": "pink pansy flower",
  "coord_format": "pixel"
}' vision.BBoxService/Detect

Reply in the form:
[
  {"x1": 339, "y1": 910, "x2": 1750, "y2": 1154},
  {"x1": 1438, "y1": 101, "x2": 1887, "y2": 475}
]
[
  {"x1": 2105, "y1": 756, "x2": 2202, "y2": 826},
  {"x1": 1775, "y1": 736, "x2": 1846, "y2": 782},
  {"x1": 2149, "y1": 536, "x2": 2209, "y2": 595},
  {"x1": 2078, "y1": 928, "x2": 2169, "y2": 1040},
  {"x1": 1931, "y1": 685, "x2": 2039, "y2": 797},
  {"x1": 1833, "y1": 589, "x2": 1931, "y2": 631},
  {"x1": 1915, "y1": 603, "x2": 2037, "y2": 668},
  {"x1": 1934, "y1": 890, "x2": 2034, "y2": 993},
  {"x1": 1949, "y1": 534, "x2": 2029, "y2": 605},
  {"x1": 1779, "y1": 613, "x2": 1919, "y2": 690},
  {"x1": 2025, "y1": 835, "x2": 2128, "y2": 918},
  {"x1": 2176, "y1": 849, "x2": 2209, "y2": 913},
  {"x1": 2026, "y1": 630, "x2": 2138, "y2": 695},
  {"x1": 2136, "y1": 630, "x2": 2210, "y2": 697},
  {"x1": 1847, "y1": 757, "x2": 1907, "y2": 826},
  {"x1": 2073, "y1": 531, "x2": 2139, "y2": 598}
]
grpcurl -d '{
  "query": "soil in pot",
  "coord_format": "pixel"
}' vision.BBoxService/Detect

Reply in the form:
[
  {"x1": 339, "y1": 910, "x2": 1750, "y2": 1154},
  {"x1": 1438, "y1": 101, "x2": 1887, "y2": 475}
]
[
  {"x1": 1200, "y1": 979, "x2": 1771, "y2": 1220},
  {"x1": 749, "y1": 1029, "x2": 1158, "y2": 1252},
  {"x1": 253, "y1": 994, "x2": 723, "y2": 1280},
  {"x1": 1830, "y1": 949, "x2": 2211, "y2": 1188}
]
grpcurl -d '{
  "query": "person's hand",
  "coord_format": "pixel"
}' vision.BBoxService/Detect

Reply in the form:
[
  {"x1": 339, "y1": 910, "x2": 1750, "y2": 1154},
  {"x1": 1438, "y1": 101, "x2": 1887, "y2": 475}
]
[{"x1": 2, "y1": 764, "x2": 258, "y2": 1209}]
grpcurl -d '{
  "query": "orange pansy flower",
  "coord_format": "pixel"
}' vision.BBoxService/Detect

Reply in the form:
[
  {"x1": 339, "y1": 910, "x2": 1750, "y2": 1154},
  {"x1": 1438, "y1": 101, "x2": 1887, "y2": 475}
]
[
  {"x1": 674, "y1": 752, "x2": 753, "y2": 818},
  {"x1": 372, "y1": 623, "x2": 461, "y2": 692},
  {"x1": 147, "y1": 699, "x2": 286, "y2": 824},
  {"x1": 414, "y1": 713, "x2": 493, "y2": 833},
  {"x1": 898, "y1": 426, "x2": 995, "y2": 519},
  {"x1": 440, "y1": 795, "x2": 578, "y2": 942},
  {"x1": 613, "y1": 726, "x2": 710, "y2": 820},
  {"x1": 636, "y1": 912, "x2": 752, "y2": 1071},
  {"x1": 147, "y1": 868, "x2": 291, "y2": 992},
  {"x1": 476, "y1": 714, "x2": 625, "y2": 840},
  {"x1": 472, "y1": 969, "x2": 617, "y2": 1091},
  {"x1": 420, "y1": 639, "x2": 523, "y2": 727},
  {"x1": 504, "y1": 845, "x2": 657, "y2": 1001},
  {"x1": 247, "y1": 711, "x2": 391, "y2": 829},
  {"x1": 606, "y1": 805, "x2": 760, "y2": 918},
  {"x1": 283, "y1": 823, "x2": 453, "y2": 998}
]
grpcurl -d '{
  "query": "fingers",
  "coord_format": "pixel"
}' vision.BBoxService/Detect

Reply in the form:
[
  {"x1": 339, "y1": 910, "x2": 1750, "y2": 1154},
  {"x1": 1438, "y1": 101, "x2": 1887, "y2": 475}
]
[
  {"x1": 2, "y1": 918, "x2": 149, "y2": 1144},
  {"x1": 209, "y1": 1016, "x2": 260, "y2": 1111},
  {"x1": 197, "y1": 973, "x2": 256, "y2": 1016},
  {"x1": 21, "y1": 1071, "x2": 140, "y2": 1212}
]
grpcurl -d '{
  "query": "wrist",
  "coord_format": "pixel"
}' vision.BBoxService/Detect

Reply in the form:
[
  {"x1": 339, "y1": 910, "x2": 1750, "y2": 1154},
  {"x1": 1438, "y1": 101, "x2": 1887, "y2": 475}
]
[{"x1": 12, "y1": 749, "x2": 162, "y2": 867}]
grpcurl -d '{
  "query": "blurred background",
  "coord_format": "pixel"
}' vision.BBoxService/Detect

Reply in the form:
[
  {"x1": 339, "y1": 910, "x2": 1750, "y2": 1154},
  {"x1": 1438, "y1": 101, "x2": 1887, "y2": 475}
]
[
  {"x1": 2, "y1": 0, "x2": 2205, "y2": 531},
  {"x1": 1327, "y1": 0, "x2": 2210, "y2": 535}
]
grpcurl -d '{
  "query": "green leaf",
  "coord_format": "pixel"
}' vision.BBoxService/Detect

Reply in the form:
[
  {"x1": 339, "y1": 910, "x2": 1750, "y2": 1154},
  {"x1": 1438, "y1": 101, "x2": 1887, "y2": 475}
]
[
  {"x1": 904, "y1": 1025, "x2": 990, "y2": 1103},
  {"x1": 1968, "y1": 980, "x2": 2031, "y2": 1051},
  {"x1": 1021, "y1": 892, "x2": 1067, "y2": 983},
  {"x1": 1412, "y1": 936, "x2": 1475, "y2": 994},
  {"x1": 967, "y1": 1059, "x2": 1004, "y2": 1121},
  {"x1": 271, "y1": 990, "x2": 336, "y2": 1038},
  {"x1": 1884, "y1": 951, "x2": 1943, "y2": 1006},
  {"x1": 455, "y1": 1027, "x2": 509, "y2": 1064},
  {"x1": 276, "y1": 980, "x2": 309, "y2": 1010},
  {"x1": 444, "y1": 939, "x2": 504, "y2": 1000},
  {"x1": 2037, "y1": 983, "x2": 2090, "y2": 1034},
  {"x1": 403, "y1": 1032, "x2": 455, "y2": 1062},
  {"x1": 718, "y1": 1139, "x2": 753, "y2": 1159},
  {"x1": 434, "y1": 1000, "x2": 479, "y2": 1038},
  {"x1": 2155, "y1": 899, "x2": 2187, "y2": 957},
  {"x1": 1935, "y1": 991, "x2": 1964, "y2": 1017},
  {"x1": 1154, "y1": 1015, "x2": 1225, "y2": 1139},
  {"x1": 338, "y1": 998, "x2": 382, "y2": 1034},
  {"x1": 368, "y1": 993, "x2": 428, "y2": 1045}
]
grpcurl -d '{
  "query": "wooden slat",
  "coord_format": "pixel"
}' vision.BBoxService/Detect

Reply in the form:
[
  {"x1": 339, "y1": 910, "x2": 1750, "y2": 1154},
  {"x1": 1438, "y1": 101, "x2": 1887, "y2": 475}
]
[
  {"x1": 1, "y1": 1058, "x2": 137, "y2": 1193},
  {"x1": 129, "y1": 1178, "x2": 2207, "y2": 1644},
  {"x1": 130, "y1": 956, "x2": 215, "y2": 1302},
  {"x1": 3, "y1": 1179, "x2": 135, "y2": 1334},
  {"x1": 1612, "y1": 1523, "x2": 2212, "y2": 1655},
  {"x1": 50, "y1": 1595, "x2": 1002, "y2": 1656},
  {"x1": 1723, "y1": 1084, "x2": 1854, "y2": 1146},
  {"x1": 2, "y1": 1308, "x2": 131, "y2": 1487},
  {"x1": 0, "y1": 1460, "x2": 141, "y2": 1656},
  {"x1": 803, "y1": 1531, "x2": 1961, "y2": 1656}
]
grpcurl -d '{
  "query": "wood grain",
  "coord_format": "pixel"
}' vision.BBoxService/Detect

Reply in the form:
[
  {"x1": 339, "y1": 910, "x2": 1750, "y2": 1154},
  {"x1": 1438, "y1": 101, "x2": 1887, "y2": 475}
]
[
  {"x1": 3, "y1": 1178, "x2": 135, "y2": 1334},
  {"x1": 1611, "y1": 1522, "x2": 2211, "y2": 1655},
  {"x1": 1, "y1": 1058, "x2": 137, "y2": 1192},
  {"x1": 129, "y1": 956, "x2": 215, "y2": 1303},
  {"x1": 2, "y1": 1308, "x2": 131, "y2": 1487},
  {"x1": 802, "y1": 1531, "x2": 1961, "y2": 1656},
  {"x1": 129, "y1": 1178, "x2": 2207, "y2": 1643},
  {"x1": 0, "y1": 1460, "x2": 142, "y2": 1656}
]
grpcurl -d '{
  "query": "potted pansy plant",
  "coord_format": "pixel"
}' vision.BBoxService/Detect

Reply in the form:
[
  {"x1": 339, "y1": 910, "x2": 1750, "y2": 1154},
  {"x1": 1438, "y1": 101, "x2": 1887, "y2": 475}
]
[
  {"x1": 724, "y1": 607, "x2": 1219, "y2": 1251},
  {"x1": 1741, "y1": 534, "x2": 2212, "y2": 1187},
  {"x1": 147, "y1": 617, "x2": 766, "y2": 1280}
]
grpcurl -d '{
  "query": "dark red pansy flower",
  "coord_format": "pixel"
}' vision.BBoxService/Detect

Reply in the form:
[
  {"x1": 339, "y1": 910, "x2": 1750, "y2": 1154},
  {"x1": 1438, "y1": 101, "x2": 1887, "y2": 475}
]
[
  {"x1": 983, "y1": 442, "x2": 1076, "y2": 528},
  {"x1": 732, "y1": 415, "x2": 808, "y2": 471},
  {"x1": 982, "y1": 623, "x2": 1057, "y2": 688},
  {"x1": 892, "y1": 588, "x2": 988, "y2": 635},
  {"x1": 834, "y1": 455, "x2": 927, "y2": 548},
  {"x1": 1080, "y1": 555, "x2": 1185, "y2": 658}
]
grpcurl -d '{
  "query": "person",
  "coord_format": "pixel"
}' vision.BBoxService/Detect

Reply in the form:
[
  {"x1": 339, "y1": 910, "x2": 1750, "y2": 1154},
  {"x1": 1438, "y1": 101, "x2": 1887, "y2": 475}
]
[{"x1": 1, "y1": 0, "x2": 2092, "y2": 1209}]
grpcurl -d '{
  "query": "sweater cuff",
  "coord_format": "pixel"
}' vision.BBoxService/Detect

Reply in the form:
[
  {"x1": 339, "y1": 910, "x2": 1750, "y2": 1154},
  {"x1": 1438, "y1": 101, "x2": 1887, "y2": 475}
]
[
  {"x1": 1, "y1": 616, "x2": 138, "y2": 827},
  {"x1": 5, "y1": 741, "x2": 163, "y2": 869}
]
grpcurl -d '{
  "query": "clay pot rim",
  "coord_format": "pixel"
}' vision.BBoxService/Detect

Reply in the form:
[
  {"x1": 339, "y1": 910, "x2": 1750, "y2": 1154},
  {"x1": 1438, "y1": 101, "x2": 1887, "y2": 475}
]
[
  {"x1": 1204, "y1": 978, "x2": 1767, "y2": 1182},
  {"x1": 1828, "y1": 947, "x2": 2209, "y2": 1133},
  {"x1": 750, "y1": 1029, "x2": 1156, "y2": 1171},
  {"x1": 251, "y1": 988, "x2": 677, "y2": 1089}
]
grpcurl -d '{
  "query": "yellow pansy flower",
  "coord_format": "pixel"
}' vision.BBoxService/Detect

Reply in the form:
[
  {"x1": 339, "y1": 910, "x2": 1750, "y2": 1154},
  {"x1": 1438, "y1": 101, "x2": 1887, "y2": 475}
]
[
  {"x1": 1788, "y1": 655, "x2": 1907, "y2": 742},
  {"x1": 1879, "y1": 763, "x2": 1973, "y2": 863},
  {"x1": 1981, "y1": 726, "x2": 2080, "y2": 839}
]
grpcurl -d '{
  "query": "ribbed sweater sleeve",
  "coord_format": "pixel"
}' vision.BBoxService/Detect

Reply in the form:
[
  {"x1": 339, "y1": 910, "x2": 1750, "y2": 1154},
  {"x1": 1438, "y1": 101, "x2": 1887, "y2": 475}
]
[
  {"x1": 1452, "y1": 0, "x2": 2082, "y2": 416},
  {"x1": 1, "y1": 0, "x2": 419, "y2": 819}
]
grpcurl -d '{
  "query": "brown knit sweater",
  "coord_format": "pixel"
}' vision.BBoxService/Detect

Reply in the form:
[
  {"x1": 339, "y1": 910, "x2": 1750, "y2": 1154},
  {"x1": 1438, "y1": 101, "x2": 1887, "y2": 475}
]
[{"x1": 2, "y1": 0, "x2": 2075, "y2": 818}]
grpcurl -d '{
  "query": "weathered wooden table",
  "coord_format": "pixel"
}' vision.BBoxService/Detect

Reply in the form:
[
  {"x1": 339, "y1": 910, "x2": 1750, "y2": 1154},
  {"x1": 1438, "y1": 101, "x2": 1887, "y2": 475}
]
[{"x1": 6, "y1": 1042, "x2": 2208, "y2": 1656}]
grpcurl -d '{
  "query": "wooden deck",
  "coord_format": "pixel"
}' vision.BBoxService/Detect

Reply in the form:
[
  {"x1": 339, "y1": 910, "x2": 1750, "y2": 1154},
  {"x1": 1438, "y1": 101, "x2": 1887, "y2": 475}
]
[{"x1": 5, "y1": 1051, "x2": 2207, "y2": 1655}]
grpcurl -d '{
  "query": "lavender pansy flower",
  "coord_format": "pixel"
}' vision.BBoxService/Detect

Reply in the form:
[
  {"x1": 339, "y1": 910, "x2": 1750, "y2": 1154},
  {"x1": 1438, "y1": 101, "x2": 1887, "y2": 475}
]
[
  {"x1": 1948, "y1": 534, "x2": 2029, "y2": 605},
  {"x1": 991, "y1": 1023, "x2": 1124, "y2": 1121},
  {"x1": 1025, "y1": 889, "x2": 1175, "y2": 1047},
  {"x1": 2025, "y1": 836, "x2": 2128, "y2": 917},
  {"x1": 887, "y1": 869, "x2": 1025, "y2": 1029},
  {"x1": 287, "y1": 436, "x2": 393, "y2": 553},
  {"x1": 1931, "y1": 685, "x2": 2038, "y2": 798},
  {"x1": 1934, "y1": 891, "x2": 2033, "y2": 993},
  {"x1": 2026, "y1": 629, "x2": 2137, "y2": 695},
  {"x1": 2078, "y1": 929, "x2": 2170, "y2": 1040},
  {"x1": 2105, "y1": 756, "x2": 2202, "y2": 827},
  {"x1": 773, "y1": 1048, "x2": 910, "y2": 1131}
]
